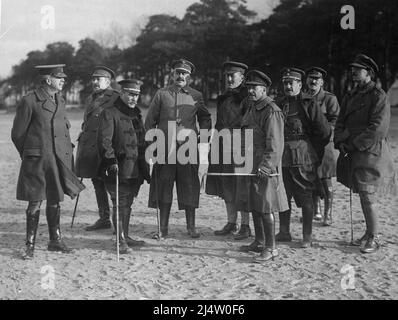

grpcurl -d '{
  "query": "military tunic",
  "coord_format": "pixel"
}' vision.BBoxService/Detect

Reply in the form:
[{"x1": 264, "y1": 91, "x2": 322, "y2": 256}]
[
  {"x1": 205, "y1": 85, "x2": 247, "y2": 202},
  {"x1": 276, "y1": 93, "x2": 331, "y2": 205},
  {"x1": 235, "y1": 97, "x2": 289, "y2": 213},
  {"x1": 145, "y1": 84, "x2": 212, "y2": 209},
  {"x1": 334, "y1": 81, "x2": 396, "y2": 195},
  {"x1": 75, "y1": 88, "x2": 119, "y2": 178},
  {"x1": 11, "y1": 87, "x2": 85, "y2": 202}
]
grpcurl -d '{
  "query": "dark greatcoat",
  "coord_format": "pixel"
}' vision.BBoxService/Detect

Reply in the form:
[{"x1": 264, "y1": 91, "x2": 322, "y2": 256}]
[
  {"x1": 334, "y1": 81, "x2": 397, "y2": 195},
  {"x1": 75, "y1": 88, "x2": 119, "y2": 178},
  {"x1": 235, "y1": 96, "x2": 289, "y2": 213},
  {"x1": 145, "y1": 84, "x2": 212, "y2": 209},
  {"x1": 11, "y1": 86, "x2": 85, "y2": 202},
  {"x1": 205, "y1": 85, "x2": 248, "y2": 202},
  {"x1": 97, "y1": 97, "x2": 149, "y2": 197},
  {"x1": 313, "y1": 88, "x2": 340, "y2": 178}
]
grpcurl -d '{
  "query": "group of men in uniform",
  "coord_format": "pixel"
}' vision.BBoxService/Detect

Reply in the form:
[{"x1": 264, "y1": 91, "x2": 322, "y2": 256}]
[{"x1": 12, "y1": 53, "x2": 396, "y2": 262}]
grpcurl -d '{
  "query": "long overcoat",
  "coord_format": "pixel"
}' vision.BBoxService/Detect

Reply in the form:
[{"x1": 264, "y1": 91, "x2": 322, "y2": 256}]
[
  {"x1": 334, "y1": 81, "x2": 396, "y2": 194},
  {"x1": 97, "y1": 97, "x2": 149, "y2": 196},
  {"x1": 144, "y1": 84, "x2": 212, "y2": 209},
  {"x1": 205, "y1": 85, "x2": 248, "y2": 202},
  {"x1": 235, "y1": 97, "x2": 289, "y2": 213},
  {"x1": 75, "y1": 88, "x2": 119, "y2": 178},
  {"x1": 11, "y1": 86, "x2": 85, "y2": 202}
]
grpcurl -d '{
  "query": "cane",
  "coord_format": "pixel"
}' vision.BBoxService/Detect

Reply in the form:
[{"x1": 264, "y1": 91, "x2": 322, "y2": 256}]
[
  {"x1": 71, "y1": 178, "x2": 84, "y2": 228},
  {"x1": 154, "y1": 163, "x2": 161, "y2": 241},
  {"x1": 115, "y1": 167, "x2": 120, "y2": 262},
  {"x1": 349, "y1": 187, "x2": 354, "y2": 245}
]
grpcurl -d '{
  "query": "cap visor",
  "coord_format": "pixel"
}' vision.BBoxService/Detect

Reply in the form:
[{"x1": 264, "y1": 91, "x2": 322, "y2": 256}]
[
  {"x1": 245, "y1": 81, "x2": 266, "y2": 86},
  {"x1": 349, "y1": 62, "x2": 367, "y2": 69}
]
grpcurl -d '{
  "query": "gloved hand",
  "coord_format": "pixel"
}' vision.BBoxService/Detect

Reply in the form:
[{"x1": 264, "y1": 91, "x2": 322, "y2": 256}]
[
  {"x1": 257, "y1": 166, "x2": 273, "y2": 180},
  {"x1": 339, "y1": 142, "x2": 355, "y2": 156},
  {"x1": 106, "y1": 164, "x2": 119, "y2": 177}
]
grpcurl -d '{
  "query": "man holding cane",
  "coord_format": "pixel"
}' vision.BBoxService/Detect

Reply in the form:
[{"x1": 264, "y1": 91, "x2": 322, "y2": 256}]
[
  {"x1": 236, "y1": 70, "x2": 288, "y2": 262},
  {"x1": 98, "y1": 79, "x2": 149, "y2": 254}
]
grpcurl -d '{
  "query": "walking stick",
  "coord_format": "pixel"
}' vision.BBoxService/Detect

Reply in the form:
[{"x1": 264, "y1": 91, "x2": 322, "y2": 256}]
[
  {"x1": 154, "y1": 163, "x2": 161, "y2": 241},
  {"x1": 349, "y1": 187, "x2": 354, "y2": 245},
  {"x1": 115, "y1": 167, "x2": 120, "y2": 262},
  {"x1": 71, "y1": 178, "x2": 84, "y2": 228}
]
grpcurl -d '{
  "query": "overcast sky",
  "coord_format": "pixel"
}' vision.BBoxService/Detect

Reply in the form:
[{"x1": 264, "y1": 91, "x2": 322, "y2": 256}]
[{"x1": 0, "y1": 0, "x2": 275, "y2": 78}]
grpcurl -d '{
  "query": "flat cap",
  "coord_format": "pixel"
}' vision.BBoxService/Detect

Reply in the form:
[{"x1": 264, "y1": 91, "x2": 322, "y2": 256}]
[
  {"x1": 171, "y1": 59, "x2": 195, "y2": 74},
  {"x1": 223, "y1": 61, "x2": 248, "y2": 74},
  {"x1": 245, "y1": 70, "x2": 272, "y2": 87},
  {"x1": 118, "y1": 79, "x2": 143, "y2": 94},
  {"x1": 282, "y1": 67, "x2": 305, "y2": 81},
  {"x1": 92, "y1": 66, "x2": 115, "y2": 79},
  {"x1": 35, "y1": 64, "x2": 67, "y2": 78},
  {"x1": 306, "y1": 66, "x2": 327, "y2": 79},
  {"x1": 349, "y1": 54, "x2": 379, "y2": 73}
]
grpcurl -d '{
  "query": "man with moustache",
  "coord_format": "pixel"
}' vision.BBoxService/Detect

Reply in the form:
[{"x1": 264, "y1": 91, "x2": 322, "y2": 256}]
[
  {"x1": 206, "y1": 61, "x2": 252, "y2": 240},
  {"x1": 75, "y1": 66, "x2": 119, "y2": 231},
  {"x1": 305, "y1": 67, "x2": 340, "y2": 226},
  {"x1": 98, "y1": 79, "x2": 149, "y2": 254},
  {"x1": 275, "y1": 68, "x2": 331, "y2": 247},
  {"x1": 145, "y1": 59, "x2": 212, "y2": 239},
  {"x1": 334, "y1": 54, "x2": 396, "y2": 253},
  {"x1": 236, "y1": 70, "x2": 288, "y2": 262},
  {"x1": 11, "y1": 65, "x2": 85, "y2": 259}
]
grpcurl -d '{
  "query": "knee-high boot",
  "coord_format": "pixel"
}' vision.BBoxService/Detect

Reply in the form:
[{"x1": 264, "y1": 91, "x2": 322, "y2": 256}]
[
  {"x1": 124, "y1": 208, "x2": 145, "y2": 247},
  {"x1": 113, "y1": 207, "x2": 130, "y2": 254},
  {"x1": 46, "y1": 205, "x2": 72, "y2": 253},
  {"x1": 322, "y1": 179, "x2": 333, "y2": 226},
  {"x1": 254, "y1": 212, "x2": 278, "y2": 263},
  {"x1": 185, "y1": 207, "x2": 200, "y2": 238},
  {"x1": 301, "y1": 199, "x2": 314, "y2": 248},
  {"x1": 152, "y1": 202, "x2": 171, "y2": 239},
  {"x1": 359, "y1": 193, "x2": 380, "y2": 254},
  {"x1": 240, "y1": 211, "x2": 264, "y2": 252},
  {"x1": 313, "y1": 193, "x2": 322, "y2": 221},
  {"x1": 275, "y1": 210, "x2": 292, "y2": 242},
  {"x1": 24, "y1": 209, "x2": 40, "y2": 259}
]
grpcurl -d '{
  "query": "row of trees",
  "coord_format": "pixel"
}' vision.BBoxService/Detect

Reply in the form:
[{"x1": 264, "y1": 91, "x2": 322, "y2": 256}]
[{"x1": 2, "y1": 0, "x2": 398, "y2": 104}]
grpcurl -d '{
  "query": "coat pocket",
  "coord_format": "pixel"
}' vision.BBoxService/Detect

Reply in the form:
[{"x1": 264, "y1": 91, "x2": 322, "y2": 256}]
[
  {"x1": 283, "y1": 140, "x2": 318, "y2": 166},
  {"x1": 23, "y1": 148, "x2": 42, "y2": 158}
]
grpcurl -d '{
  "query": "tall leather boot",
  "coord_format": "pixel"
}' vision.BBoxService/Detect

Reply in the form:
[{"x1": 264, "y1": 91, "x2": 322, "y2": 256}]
[
  {"x1": 86, "y1": 178, "x2": 111, "y2": 231},
  {"x1": 46, "y1": 205, "x2": 73, "y2": 253},
  {"x1": 313, "y1": 194, "x2": 322, "y2": 221},
  {"x1": 185, "y1": 207, "x2": 200, "y2": 238},
  {"x1": 322, "y1": 180, "x2": 333, "y2": 226},
  {"x1": 359, "y1": 193, "x2": 380, "y2": 254},
  {"x1": 275, "y1": 210, "x2": 292, "y2": 242},
  {"x1": 23, "y1": 209, "x2": 40, "y2": 259},
  {"x1": 113, "y1": 208, "x2": 130, "y2": 254},
  {"x1": 254, "y1": 212, "x2": 278, "y2": 263},
  {"x1": 301, "y1": 200, "x2": 314, "y2": 248},
  {"x1": 240, "y1": 212, "x2": 264, "y2": 253},
  {"x1": 152, "y1": 203, "x2": 171, "y2": 239},
  {"x1": 124, "y1": 208, "x2": 145, "y2": 247}
]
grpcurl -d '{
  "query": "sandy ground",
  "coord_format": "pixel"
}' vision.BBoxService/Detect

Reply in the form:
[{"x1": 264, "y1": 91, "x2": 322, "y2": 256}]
[{"x1": 0, "y1": 107, "x2": 397, "y2": 300}]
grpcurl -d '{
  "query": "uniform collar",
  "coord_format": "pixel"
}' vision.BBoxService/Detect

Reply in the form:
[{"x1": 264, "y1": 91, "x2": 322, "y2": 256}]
[
  {"x1": 36, "y1": 86, "x2": 58, "y2": 101},
  {"x1": 115, "y1": 97, "x2": 141, "y2": 118},
  {"x1": 169, "y1": 84, "x2": 189, "y2": 94}
]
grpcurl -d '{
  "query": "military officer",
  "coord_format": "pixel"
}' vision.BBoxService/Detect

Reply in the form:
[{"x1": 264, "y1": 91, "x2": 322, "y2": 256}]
[
  {"x1": 145, "y1": 59, "x2": 212, "y2": 239},
  {"x1": 335, "y1": 54, "x2": 396, "y2": 254},
  {"x1": 235, "y1": 70, "x2": 289, "y2": 262},
  {"x1": 11, "y1": 65, "x2": 85, "y2": 259},
  {"x1": 305, "y1": 67, "x2": 340, "y2": 226},
  {"x1": 206, "y1": 61, "x2": 252, "y2": 240},
  {"x1": 75, "y1": 66, "x2": 119, "y2": 231},
  {"x1": 275, "y1": 67, "x2": 331, "y2": 247},
  {"x1": 98, "y1": 79, "x2": 149, "y2": 254}
]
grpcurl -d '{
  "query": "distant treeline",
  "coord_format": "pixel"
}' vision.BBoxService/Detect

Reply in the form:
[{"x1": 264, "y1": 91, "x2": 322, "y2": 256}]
[{"x1": 2, "y1": 0, "x2": 398, "y2": 104}]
